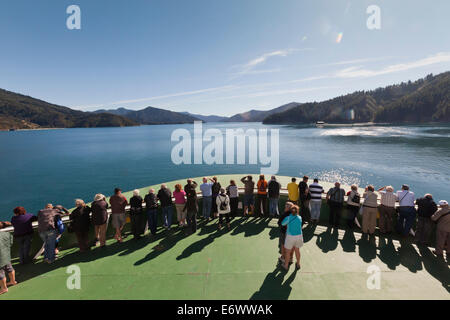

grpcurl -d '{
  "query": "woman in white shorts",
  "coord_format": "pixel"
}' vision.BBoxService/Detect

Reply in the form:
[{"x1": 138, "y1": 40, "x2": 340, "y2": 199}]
[{"x1": 281, "y1": 205, "x2": 303, "y2": 270}]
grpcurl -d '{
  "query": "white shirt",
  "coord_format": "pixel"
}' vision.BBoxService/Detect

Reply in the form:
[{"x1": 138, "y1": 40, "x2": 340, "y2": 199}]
[{"x1": 397, "y1": 190, "x2": 415, "y2": 207}]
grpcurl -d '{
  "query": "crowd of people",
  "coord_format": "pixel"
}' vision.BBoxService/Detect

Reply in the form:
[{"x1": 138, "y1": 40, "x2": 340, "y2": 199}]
[{"x1": 0, "y1": 175, "x2": 449, "y2": 295}]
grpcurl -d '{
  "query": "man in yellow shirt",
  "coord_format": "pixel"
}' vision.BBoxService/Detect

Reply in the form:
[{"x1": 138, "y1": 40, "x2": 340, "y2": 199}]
[{"x1": 287, "y1": 178, "x2": 299, "y2": 204}]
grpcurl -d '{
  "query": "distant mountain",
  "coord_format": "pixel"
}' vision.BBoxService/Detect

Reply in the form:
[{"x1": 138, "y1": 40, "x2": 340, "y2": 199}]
[
  {"x1": 225, "y1": 102, "x2": 302, "y2": 122},
  {"x1": 0, "y1": 89, "x2": 138, "y2": 130},
  {"x1": 95, "y1": 107, "x2": 200, "y2": 124},
  {"x1": 263, "y1": 72, "x2": 450, "y2": 124},
  {"x1": 180, "y1": 112, "x2": 228, "y2": 122}
]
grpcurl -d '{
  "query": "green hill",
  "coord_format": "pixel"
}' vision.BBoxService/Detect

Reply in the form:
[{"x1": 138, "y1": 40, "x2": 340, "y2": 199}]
[
  {"x1": 263, "y1": 72, "x2": 450, "y2": 124},
  {"x1": 95, "y1": 106, "x2": 201, "y2": 124},
  {"x1": 0, "y1": 89, "x2": 138, "y2": 130}
]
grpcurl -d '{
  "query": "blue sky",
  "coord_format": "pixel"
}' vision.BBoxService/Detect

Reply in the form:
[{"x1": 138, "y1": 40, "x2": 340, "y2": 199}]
[{"x1": 1, "y1": 0, "x2": 449, "y2": 116}]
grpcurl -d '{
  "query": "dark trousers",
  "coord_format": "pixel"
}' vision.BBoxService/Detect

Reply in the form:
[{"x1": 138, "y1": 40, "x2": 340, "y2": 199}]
[
  {"x1": 219, "y1": 213, "x2": 230, "y2": 225},
  {"x1": 147, "y1": 208, "x2": 158, "y2": 235},
  {"x1": 130, "y1": 213, "x2": 145, "y2": 238},
  {"x1": 256, "y1": 194, "x2": 268, "y2": 216},
  {"x1": 396, "y1": 206, "x2": 416, "y2": 236},
  {"x1": 75, "y1": 231, "x2": 90, "y2": 252},
  {"x1": 230, "y1": 197, "x2": 239, "y2": 218},
  {"x1": 16, "y1": 234, "x2": 32, "y2": 264},
  {"x1": 415, "y1": 216, "x2": 434, "y2": 245},
  {"x1": 300, "y1": 198, "x2": 311, "y2": 224},
  {"x1": 212, "y1": 195, "x2": 218, "y2": 214},
  {"x1": 378, "y1": 205, "x2": 396, "y2": 233},
  {"x1": 329, "y1": 201, "x2": 343, "y2": 227},
  {"x1": 347, "y1": 205, "x2": 360, "y2": 227},
  {"x1": 187, "y1": 210, "x2": 197, "y2": 233}
]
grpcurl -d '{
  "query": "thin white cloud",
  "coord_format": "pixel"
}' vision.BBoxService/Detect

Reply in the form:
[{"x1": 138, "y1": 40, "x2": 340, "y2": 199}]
[
  {"x1": 75, "y1": 85, "x2": 237, "y2": 109},
  {"x1": 231, "y1": 48, "x2": 313, "y2": 78},
  {"x1": 335, "y1": 52, "x2": 450, "y2": 78}
]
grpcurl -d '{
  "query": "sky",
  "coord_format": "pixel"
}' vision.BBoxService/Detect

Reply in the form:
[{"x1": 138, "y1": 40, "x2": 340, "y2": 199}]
[{"x1": 0, "y1": 0, "x2": 449, "y2": 116}]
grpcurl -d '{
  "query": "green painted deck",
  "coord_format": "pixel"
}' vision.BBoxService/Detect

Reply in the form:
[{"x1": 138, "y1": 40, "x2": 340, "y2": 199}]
[{"x1": 1, "y1": 175, "x2": 449, "y2": 300}]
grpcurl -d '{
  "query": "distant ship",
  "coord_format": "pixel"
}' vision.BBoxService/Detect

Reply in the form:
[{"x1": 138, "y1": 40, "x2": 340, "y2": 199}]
[{"x1": 315, "y1": 121, "x2": 376, "y2": 128}]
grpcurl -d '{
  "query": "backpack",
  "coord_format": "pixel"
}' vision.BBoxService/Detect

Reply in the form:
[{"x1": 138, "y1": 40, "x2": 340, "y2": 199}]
[
  {"x1": 258, "y1": 181, "x2": 266, "y2": 192},
  {"x1": 352, "y1": 193, "x2": 361, "y2": 204},
  {"x1": 219, "y1": 195, "x2": 228, "y2": 211}
]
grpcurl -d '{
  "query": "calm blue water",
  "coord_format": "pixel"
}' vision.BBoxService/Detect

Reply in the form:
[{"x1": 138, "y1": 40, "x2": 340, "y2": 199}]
[{"x1": 0, "y1": 123, "x2": 449, "y2": 220}]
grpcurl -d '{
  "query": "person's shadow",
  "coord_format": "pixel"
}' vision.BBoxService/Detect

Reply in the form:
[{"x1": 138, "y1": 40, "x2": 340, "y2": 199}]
[
  {"x1": 340, "y1": 229, "x2": 356, "y2": 253},
  {"x1": 377, "y1": 236, "x2": 400, "y2": 270},
  {"x1": 417, "y1": 245, "x2": 450, "y2": 293},
  {"x1": 302, "y1": 224, "x2": 317, "y2": 243},
  {"x1": 397, "y1": 239, "x2": 423, "y2": 273},
  {"x1": 316, "y1": 227, "x2": 338, "y2": 253},
  {"x1": 250, "y1": 266, "x2": 298, "y2": 300},
  {"x1": 357, "y1": 233, "x2": 377, "y2": 263}
]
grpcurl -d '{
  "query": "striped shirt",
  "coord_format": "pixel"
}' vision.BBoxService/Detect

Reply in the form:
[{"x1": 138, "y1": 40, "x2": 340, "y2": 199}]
[
  {"x1": 380, "y1": 191, "x2": 397, "y2": 208},
  {"x1": 309, "y1": 183, "x2": 323, "y2": 202}
]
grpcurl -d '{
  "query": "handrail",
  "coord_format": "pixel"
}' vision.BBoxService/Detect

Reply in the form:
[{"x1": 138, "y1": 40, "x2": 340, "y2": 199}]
[{"x1": 0, "y1": 187, "x2": 415, "y2": 234}]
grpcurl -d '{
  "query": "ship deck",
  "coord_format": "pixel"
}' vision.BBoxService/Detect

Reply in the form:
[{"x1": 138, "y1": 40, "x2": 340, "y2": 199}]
[{"x1": 1, "y1": 175, "x2": 449, "y2": 300}]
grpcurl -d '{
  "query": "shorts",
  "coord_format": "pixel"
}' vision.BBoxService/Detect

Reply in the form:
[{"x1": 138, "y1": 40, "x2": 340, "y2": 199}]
[
  {"x1": 279, "y1": 232, "x2": 286, "y2": 250},
  {"x1": 111, "y1": 213, "x2": 126, "y2": 229},
  {"x1": 284, "y1": 234, "x2": 304, "y2": 250},
  {"x1": 176, "y1": 204, "x2": 187, "y2": 222},
  {"x1": 244, "y1": 194, "x2": 254, "y2": 206},
  {"x1": 0, "y1": 263, "x2": 13, "y2": 280}
]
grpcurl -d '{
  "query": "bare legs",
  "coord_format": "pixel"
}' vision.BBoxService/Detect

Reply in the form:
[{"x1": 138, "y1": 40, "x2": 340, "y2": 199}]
[
  {"x1": 0, "y1": 271, "x2": 17, "y2": 295},
  {"x1": 283, "y1": 248, "x2": 301, "y2": 270}
]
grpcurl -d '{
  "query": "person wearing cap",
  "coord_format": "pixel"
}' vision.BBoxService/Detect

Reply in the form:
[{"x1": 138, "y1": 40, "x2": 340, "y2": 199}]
[
  {"x1": 415, "y1": 194, "x2": 438, "y2": 246},
  {"x1": 431, "y1": 200, "x2": 450, "y2": 258},
  {"x1": 91, "y1": 194, "x2": 109, "y2": 247},
  {"x1": 378, "y1": 186, "x2": 398, "y2": 234},
  {"x1": 396, "y1": 184, "x2": 416, "y2": 237},
  {"x1": 268, "y1": 176, "x2": 281, "y2": 217}
]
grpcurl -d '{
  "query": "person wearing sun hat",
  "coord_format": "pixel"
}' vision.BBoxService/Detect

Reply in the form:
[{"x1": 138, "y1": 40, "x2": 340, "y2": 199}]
[{"x1": 431, "y1": 200, "x2": 450, "y2": 259}]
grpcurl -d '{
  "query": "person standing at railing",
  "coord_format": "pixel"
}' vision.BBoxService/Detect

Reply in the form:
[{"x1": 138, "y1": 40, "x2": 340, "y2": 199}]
[
  {"x1": 396, "y1": 185, "x2": 417, "y2": 237},
  {"x1": 431, "y1": 200, "x2": 450, "y2": 259},
  {"x1": 309, "y1": 179, "x2": 324, "y2": 224},
  {"x1": 144, "y1": 189, "x2": 159, "y2": 236},
  {"x1": 216, "y1": 188, "x2": 231, "y2": 230},
  {"x1": 326, "y1": 182, "x2": 345, "y2": 228},
  {"x1": 158, "y1": 184, "x2": 173, "y2": 231},
  {"x1": 415, "y1": 194, "x2": 438, "y2": 246},
  {"x1": 211, "y1": 177, "x2": 222, "y2": 219},
  {"x1": 346, "y1": 185, "x2": 361, "y2": 229},
  {"x1": 378, "y1": 186, "x2": 397, "y2": 234},
  {"x1": 109, "y1": 188, "x2": 128, "y2": 243},
  {"x1": 298, "y1": 176, "x2": 311, "y2": 224},
  {"x1": 184, "y1": 189, "x2": 198, "y2": 234},
  {"x1": 0, "y1": 225, "x2": 16, "y2": 295},
  {"x1": 241, "y1": 175, "x2": 255, "y2": 216},
  {"x1": 362, "y1": 185, "x2": 379, "y2": 236},
  {"x1": 268, "y1": 176, "x2": 281, "y2": 217},
  {"x1": 200, "y1": 177, "x2": 214, "y2": 221},
  {"x1": 287, "y1": 177, "x2": 299, "y2": 205},
  {"x1": 256, "y1": 175, "x2": 268, "y2": 216},
  {"x1": 91, "y1": 194, "x2": 109, "y2": 248},
  {"x1": 174, "y1": 184, "x2": 187, "y2": 228},
  {"x1": 69, "y1": 199, "x2": 91, "y2": 252},
  {"x1": 226, "y1": 180, "x2": 239, "y2": 219},
  {"x1": 130, "y1": 190, "x2": 144, "y2": 240},
  {"x1": 37, "y1": 204, "x2": 61, "y2": 263},
  {"x1": 11, "y1": 207, "x2": 37, "y2": 264}
]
